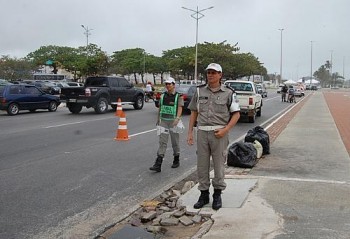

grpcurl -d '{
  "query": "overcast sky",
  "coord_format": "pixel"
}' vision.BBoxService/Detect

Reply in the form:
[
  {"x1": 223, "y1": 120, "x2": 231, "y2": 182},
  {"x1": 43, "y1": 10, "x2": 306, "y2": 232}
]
[{"x1": 0, "y1": 0, "x2": 348, "y2": 80}]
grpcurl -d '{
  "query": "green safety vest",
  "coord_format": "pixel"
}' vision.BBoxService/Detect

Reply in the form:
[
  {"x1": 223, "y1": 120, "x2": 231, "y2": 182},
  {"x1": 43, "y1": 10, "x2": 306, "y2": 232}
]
[{"x1": 160, "y1": 93, "x2": 179, "y2": 121}]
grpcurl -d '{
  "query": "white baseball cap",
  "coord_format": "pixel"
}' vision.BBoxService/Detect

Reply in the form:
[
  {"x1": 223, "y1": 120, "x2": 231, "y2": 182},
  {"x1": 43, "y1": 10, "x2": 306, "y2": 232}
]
[
  {"x1": 205, "y1": 63, "x2": 222, "y2": 72},
  {"x1": 164, "y1": 77, "x2": 175, "y2": 84}
]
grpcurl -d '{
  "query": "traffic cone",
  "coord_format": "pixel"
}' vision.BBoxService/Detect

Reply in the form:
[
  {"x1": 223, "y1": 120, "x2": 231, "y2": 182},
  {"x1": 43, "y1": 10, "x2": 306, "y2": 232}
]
[
  {"x1": 114, "y1": 111, "x2": 129, "y2": 141},
  {"x1": 115, "y1": 98, "x2": 123, "y2": 117}
]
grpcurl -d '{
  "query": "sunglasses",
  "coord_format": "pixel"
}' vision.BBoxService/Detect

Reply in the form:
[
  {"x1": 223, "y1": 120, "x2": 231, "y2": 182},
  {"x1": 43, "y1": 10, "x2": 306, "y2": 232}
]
[
  {"x1": 207, "y1": 71, "x2": 218, "y2": 75},
  {"x1": 165, "y1": 83, "x2": 173, "y2": 85}
]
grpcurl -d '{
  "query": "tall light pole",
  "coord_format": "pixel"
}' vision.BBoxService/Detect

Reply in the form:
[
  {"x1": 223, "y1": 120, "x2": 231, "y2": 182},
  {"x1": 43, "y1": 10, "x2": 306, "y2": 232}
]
[
  {"x1": 182, "y1": 6, "x2": 214, "y2": 83},
  {"x1": 330, "y1": 50, "x2": 333, "y2": 87},
  {"x1": 81, "y1": 25, "x2": 93, "y2": 47},
  {"x1": 343, "y1": 56, "x2": 345, "y2": 80},
  {"x1": 143, "y1": 51, "x2": 146, "y2": 82},
  {"x1": 310, "y1": 40, "x2": 313, "y2": 87},
  {"x1": 278, "y1": 28, "x2": 284, "y2": 86}
]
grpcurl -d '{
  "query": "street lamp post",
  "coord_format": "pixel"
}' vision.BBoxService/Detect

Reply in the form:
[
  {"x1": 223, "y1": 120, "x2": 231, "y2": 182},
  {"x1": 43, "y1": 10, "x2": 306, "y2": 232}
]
[
  {"x1": 343, "y1": 56, "x2": 345, "y2": 80},
  {"x1": 310, "y1": 41, "x2": 313, "y2": 88},
  {"x1": 330, "y1": 50, "x2": 333, "y2": 87},
  {"x1": 182, "y1": 6, "x2": 214, "y2": 83},
  {"x1": 81, "y1": 25, "x2": 93, "y2": 47},
  {"x1": 278, "y1": 28, "x2": 284, "y2": 86},
  {"x1": 143, "y1": 51, "x2": 146, "y2": 82}
]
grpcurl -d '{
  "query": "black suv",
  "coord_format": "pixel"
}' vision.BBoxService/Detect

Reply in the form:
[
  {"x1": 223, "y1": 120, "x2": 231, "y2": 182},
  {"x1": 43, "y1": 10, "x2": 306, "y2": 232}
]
[{"x1": 60, "y1": 76, "x2": 145, "y2": 114}]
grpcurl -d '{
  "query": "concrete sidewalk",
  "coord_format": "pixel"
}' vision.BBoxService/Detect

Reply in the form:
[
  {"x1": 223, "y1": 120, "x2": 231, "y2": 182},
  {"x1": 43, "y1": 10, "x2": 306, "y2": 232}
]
[{"x1": 179, "y1": 91, "x2": 350, "y2": 238}]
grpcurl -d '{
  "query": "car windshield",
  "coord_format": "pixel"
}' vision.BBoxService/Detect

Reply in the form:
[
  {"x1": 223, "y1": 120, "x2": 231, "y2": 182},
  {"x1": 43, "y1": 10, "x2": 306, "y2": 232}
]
[
  {"x1": 85, "y1": 77, "x2": 108, "y2": 87},
  {"x1": 226, "y1": 82, "x2": 253, "y2": 92}
]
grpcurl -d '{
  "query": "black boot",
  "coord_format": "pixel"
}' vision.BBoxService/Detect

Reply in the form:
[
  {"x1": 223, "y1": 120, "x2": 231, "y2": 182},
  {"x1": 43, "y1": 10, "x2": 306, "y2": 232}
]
[
  {"x1": 149, "y1": 156, "x2": 163, "y2": 172},
  {"x1": 212, "y1": 189, "x2": 222, "y2": 210},
  {"x1": 194, "y1": 190, "x2": 210, "y2": 209},
  {"x1": 171, "y1": 155, "x2": 180, "y2": 168}
]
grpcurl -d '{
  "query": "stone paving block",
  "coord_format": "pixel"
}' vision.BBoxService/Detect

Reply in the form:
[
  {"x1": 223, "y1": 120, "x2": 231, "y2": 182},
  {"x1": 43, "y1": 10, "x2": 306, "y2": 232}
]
[
  {"x1": 178, "y1": 179, "x2": 258, "y2": 209},
  {"x1": 160, "y1": 217, "x2": 179, "y2": 226},
  {"x1": 199, "y1": 207, "x2": 214, "y2": 217},
  {"x1": 179, "y1": 215, "x2": 194, "y2": 226},
  {"x1": 141, "y1": 211, "x2": 157, "y2": 222},
  {"x1": 192, "y1": 214, "x2": 202, "y2": 223}
]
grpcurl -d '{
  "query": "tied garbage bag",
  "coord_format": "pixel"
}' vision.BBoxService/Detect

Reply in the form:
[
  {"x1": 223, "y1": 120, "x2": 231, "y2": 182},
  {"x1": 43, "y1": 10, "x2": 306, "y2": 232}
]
[
  {"x1": 227, "y1": 142, "x2": 257, "y2": 168},
  {"x1": 253, "y1": 140, "x2": 263, "y2": 159},
  {"x1": 244, "y1": 126, "x2": 270, "y2": 155}
]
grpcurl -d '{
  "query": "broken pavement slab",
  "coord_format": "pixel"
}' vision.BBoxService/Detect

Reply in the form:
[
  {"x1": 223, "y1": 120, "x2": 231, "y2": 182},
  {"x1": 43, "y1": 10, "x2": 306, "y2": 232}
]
[{"x1": 177, "y1": 178, "x2": 258, "y2": 212}]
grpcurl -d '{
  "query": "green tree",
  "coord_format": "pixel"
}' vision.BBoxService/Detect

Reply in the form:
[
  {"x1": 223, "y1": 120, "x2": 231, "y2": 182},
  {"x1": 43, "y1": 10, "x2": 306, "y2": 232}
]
[
  {"x1": 110, "y1": 48, "x2": 145, "y2": 84},
  {"x1": 0, "y1": 55, "x2": 34, "y2": 80},
  {"x1": 314, "y1": 64, "x2": 330, "y2": 87},
  {"x1": 27, "y1": 44, "x2": 109, "y2": 78},
  {"x1": 144, "y1": 55, "x2": 167, "y2": 84}
]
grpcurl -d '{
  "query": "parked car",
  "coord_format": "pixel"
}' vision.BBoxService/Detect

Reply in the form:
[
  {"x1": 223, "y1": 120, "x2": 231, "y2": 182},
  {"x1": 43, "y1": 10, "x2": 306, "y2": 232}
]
[
  {"x1": 154, "y1": 84, "x2": 196, "y2": 113},
  {"x1": 32, "y1": 81, "x2": 61, "y2": 95},
  {"x1": 66, "y1": 82, "x2": 84, "y2": 87},
  {"x1": 174, "y1": 84, "x2": 196, "y2": 113},
  {"x1": 0, "y1": 79, "x2": 11, "y2": 86},
  {"x1": 60, "y1": 76, "x2": 144, "y2": 114},
  {"x1": 224, "y1": 80, "x2": 263, "y2": 123},
  {"x1": 294, "y1": 88, "x2": 305, "y2": 97},
  {"x1": 256, "y1": 84, "x2": 267, "y2": 98},
  {"x1": 277, "y1": 84, "x2": 285, "y2": 93},
  {"x1": 311, "y1": 85, "x2": 318, "y2": 91},
  {"x1": 0, "y1": 84, "x2": 61, "y2": 115},
  {"x1": 53, "y1": 81, "x2": 71, "y2": 88}
]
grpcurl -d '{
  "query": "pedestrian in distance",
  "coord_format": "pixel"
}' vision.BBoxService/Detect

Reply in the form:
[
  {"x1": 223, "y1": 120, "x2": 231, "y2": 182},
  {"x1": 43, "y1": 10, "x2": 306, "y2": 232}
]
[
  {"x1": 281, "y1": 84, "x2": 288, "y2": 102},
  {"x1": 187, "y1": 63, "x2": 240, "y2": 210},
  {"x1": 149, "y1": 77, "x2": 184, "y2": 172},
  {"x1": 145, "y1": 81, "x2": 155, "y2": 102},
  {"x1": 288, "y1": 85, "x2": 296, "y2": 103}
]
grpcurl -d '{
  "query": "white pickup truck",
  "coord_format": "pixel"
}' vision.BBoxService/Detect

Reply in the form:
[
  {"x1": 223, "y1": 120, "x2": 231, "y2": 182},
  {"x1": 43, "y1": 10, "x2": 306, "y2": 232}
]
[{"x1": 224, "y1": 80, "x2": 262, "y2": 123}]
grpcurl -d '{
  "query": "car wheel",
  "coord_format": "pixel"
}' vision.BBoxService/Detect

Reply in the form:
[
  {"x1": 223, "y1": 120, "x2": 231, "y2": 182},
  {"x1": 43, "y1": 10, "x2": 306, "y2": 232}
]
[
  {"x1": 68, "y1": 103, "x2": 82, "y2": 114},
  {"x1": 133, "y1": 95, "x2": 144, "y2": 110},
  {"x1": 7, "y1": 103, "x2": 19, "y2": 116},
  {"x1": 257, "y1": 106, "x2": 262, "y2": 117},
  {"x1": 94, "y1": 97, "x2": 108, "y2": 114},
  {"x1": 248, "y1": 114, "x2": 256, "y2": 123},
  {"x1": 48, "y1": 101, "x2": 58, "y2": 112}
]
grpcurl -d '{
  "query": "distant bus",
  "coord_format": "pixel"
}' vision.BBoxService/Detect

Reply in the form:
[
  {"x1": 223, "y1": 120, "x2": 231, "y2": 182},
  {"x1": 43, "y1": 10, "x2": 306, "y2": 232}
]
[{"x1": 33, "y1": 73, "x2": 67, "y2": 81}]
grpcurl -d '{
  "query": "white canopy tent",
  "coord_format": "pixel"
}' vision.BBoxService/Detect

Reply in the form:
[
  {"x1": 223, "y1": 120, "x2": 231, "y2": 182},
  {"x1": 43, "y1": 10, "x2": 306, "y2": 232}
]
[
  {"x1": 304, "y1": 79, "x2": 320, "y2": 84},
  {"x1": 283, "y1": 79, "x2": 297, "y2": 85}
]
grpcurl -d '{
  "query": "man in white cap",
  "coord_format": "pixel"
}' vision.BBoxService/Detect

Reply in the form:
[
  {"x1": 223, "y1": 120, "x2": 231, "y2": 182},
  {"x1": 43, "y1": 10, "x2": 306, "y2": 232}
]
[
  {"x1": 150, "y1": 77, "x2": 184, "y2": 172},
  {"x1": 187, "y1": 63, "x2": 240, "y2": 210}
]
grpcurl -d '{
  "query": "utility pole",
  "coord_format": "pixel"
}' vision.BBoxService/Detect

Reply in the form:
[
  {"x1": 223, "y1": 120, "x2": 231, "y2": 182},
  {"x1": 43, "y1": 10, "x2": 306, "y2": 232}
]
[
  {"x1": 81, "y1": 25, "x2": 93, "y2": 48},
  {"x1": 182, "y1": 6, "x2": 214, "y2": 83},
  {"x1": 310, "y1": 41, "x2": 313, "y2": 88},
  {"x1": 330, "y1": 50, "x2": 333, "y2": 87},
  {"x1": 278, "y1": 28, "x2": 284, "y2": 86}
]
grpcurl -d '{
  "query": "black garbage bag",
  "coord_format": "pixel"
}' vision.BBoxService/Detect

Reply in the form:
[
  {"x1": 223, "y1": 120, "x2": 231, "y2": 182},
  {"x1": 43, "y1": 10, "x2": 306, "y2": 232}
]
[
  {"x1": 227, "y1": 142, "x2": 257, "y2": 168},
  {"x1": 244, "y1": 126, "x2": 270, "y2": 155}
]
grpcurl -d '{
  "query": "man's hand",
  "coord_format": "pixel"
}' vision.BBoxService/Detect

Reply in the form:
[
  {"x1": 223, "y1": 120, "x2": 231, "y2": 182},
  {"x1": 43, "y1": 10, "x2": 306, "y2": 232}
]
[
  {"x1": 172, "y1": 118, "x2": 179, "y2": 127},
  {"x1": 187, "y1": 132, "x2": 194, "y2": 145},
  {"x1": 214, "y1": 128, "x2": 228, "y2": 138}
]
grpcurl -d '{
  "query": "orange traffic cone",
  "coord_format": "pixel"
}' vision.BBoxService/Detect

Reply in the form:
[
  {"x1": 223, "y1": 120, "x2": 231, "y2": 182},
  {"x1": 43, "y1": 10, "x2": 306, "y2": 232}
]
[
  {"x1": 114, "y1": 111, "x2": 129, "y2": 141},
  {"x1": 115, "y1": 98, "x2": 123, "y2": 117}
]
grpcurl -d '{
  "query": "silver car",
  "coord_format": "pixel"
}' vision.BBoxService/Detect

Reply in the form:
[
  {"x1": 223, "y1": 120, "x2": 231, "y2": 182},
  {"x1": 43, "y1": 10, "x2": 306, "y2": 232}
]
[{"x1": 256, "y1": 84, "x2": 267, "y2": 98}]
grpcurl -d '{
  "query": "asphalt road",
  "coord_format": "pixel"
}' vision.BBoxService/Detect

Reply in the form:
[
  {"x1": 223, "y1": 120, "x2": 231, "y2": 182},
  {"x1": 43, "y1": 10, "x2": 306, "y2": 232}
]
[{"x1": 0, "y1": 90, "x2": 296, "y2": 238}]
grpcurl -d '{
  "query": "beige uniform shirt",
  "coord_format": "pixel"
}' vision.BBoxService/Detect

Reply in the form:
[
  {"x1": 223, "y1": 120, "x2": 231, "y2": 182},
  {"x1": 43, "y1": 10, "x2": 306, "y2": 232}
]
[{"x1": 188, "y1": 84, "x2": 240, "y2": 126}]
